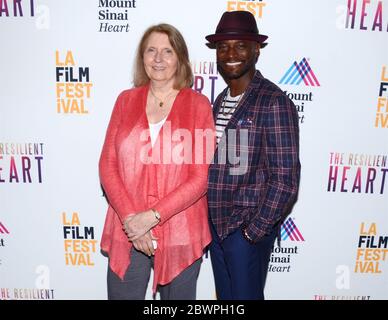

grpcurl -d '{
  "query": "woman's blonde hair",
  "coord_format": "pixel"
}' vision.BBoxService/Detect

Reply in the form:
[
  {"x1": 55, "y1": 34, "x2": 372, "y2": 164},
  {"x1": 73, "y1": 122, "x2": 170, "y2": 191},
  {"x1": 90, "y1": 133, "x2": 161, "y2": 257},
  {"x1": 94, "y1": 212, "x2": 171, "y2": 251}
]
[{"x1": 133, "y1": 23, "x2": 193, "y2": 89}]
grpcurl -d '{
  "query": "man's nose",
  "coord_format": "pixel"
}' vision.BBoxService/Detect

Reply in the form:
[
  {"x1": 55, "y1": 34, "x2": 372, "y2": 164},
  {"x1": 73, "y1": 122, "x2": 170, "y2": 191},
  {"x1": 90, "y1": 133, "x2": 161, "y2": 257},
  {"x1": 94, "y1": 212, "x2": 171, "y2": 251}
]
[{"x1": 226, "y1": 46, "x2": 238, "y2": 59}]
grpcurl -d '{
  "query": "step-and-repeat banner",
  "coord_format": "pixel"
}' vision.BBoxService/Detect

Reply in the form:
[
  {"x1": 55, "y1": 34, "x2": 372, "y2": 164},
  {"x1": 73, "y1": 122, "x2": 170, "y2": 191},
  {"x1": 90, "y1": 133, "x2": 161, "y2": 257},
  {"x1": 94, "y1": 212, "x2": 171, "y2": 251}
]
[{"x1": 1, "y1": 0, "x2": 387, "y2": 300}]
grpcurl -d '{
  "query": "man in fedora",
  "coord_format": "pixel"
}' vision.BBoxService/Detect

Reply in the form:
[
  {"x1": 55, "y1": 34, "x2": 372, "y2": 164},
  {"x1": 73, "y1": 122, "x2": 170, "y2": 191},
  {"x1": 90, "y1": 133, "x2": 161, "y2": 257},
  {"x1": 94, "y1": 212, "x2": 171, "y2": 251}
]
[{"x1": 206, "y1": 11, "x2": 301, "y2": 300}]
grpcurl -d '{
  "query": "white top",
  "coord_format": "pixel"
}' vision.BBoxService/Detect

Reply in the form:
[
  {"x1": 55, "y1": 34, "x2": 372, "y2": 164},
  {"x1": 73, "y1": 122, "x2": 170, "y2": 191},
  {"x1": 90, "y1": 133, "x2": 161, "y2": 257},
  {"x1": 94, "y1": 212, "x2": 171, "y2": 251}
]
[
  {"x1": 149, "y1": 116, "x2": 167, "y2": 146},
  {"x1": 215, "y1": 90, "x2": 244, "y2": 144}
]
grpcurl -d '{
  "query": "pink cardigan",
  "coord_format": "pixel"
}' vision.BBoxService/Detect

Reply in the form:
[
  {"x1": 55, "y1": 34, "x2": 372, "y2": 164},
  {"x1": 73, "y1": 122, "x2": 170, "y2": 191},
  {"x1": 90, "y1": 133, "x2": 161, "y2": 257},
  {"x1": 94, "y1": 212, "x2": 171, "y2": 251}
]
[{"x1": 99, "y1": 85, "x2": 214, "y2": 293}]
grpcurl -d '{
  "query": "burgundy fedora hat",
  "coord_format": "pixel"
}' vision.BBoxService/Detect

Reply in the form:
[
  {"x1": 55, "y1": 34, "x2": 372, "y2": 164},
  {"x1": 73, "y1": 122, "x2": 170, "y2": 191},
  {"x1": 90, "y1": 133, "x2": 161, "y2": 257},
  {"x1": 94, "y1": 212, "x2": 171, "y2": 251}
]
[{"x1": 206, "y1": 11, "x2": 268, "y2": 48}]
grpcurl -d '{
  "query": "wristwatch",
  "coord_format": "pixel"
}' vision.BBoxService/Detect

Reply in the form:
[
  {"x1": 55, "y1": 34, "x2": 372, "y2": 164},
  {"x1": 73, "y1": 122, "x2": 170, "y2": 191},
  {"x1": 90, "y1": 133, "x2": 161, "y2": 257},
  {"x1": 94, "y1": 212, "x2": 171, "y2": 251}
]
[{"x1": 151, "y1": 208, "x2": 161, "y2": 223}]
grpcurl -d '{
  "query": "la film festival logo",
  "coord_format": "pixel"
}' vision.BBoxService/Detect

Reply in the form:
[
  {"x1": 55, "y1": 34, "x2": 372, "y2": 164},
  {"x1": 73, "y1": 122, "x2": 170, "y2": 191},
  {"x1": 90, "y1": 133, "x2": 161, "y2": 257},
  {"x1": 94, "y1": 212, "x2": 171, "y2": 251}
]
[
  {"x1": 0, "y1": 143, "x2": 44, "y2": 183},
  {"x1": 375, "y1": 66, "x2": 388, "y2": 128},
  {"x1": 226, "y1": 0, "x2": 267, "y2": 18},
  {"x1": 55, "y1": 51, "x2": 93, "y2": 114},
  {"x1": 62, "y1": 212, "x2": 98, "y2": 266},
  {"x1": 327, "y1": 152, "x2": 388, "y2": 195},
  {"x1": 355, "y1": 222, "x2": 388, "y2": 274},
  {"x1": 279, "y1": 58, "x2": 320, "y2": 125},
  {"x1": 345, "y1": 0, "x2": 387, "y2": 32},
  {"x1": 268, "y1": 217, "x2": 304, "y2": 273},
  {"x1": 191, "y1": 60, "x2": 220, "y2": 105},
  {"x1": 98, "y1": 0, "x2": 136, "y2": 32}
]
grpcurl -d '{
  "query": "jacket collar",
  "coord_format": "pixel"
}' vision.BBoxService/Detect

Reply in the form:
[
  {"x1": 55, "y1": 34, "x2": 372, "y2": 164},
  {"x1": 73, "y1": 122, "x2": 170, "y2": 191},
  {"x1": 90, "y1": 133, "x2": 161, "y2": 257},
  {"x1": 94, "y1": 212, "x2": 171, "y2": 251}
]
[{"x1": 214, "y1": 70, "x2": 264, "y2": 128}]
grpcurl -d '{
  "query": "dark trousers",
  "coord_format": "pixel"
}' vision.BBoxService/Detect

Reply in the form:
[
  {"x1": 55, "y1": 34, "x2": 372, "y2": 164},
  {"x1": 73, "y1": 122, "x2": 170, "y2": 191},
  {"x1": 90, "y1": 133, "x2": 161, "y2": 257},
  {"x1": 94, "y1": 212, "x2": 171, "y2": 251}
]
[
  {"x1": 209, "y1": 222, "x2": 276, "y2": 300},
  {"x1": 107, "y1": 248, "x2": 202, "y2": 300}
]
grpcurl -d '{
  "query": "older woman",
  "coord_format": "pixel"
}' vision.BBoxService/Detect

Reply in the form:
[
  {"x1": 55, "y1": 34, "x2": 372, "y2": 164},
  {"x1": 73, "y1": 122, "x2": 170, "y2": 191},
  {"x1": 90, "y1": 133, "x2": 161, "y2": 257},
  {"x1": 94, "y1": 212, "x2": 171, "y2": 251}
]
[{"x1": 99, "y1": 23, "x2": 215, "y2": 300}]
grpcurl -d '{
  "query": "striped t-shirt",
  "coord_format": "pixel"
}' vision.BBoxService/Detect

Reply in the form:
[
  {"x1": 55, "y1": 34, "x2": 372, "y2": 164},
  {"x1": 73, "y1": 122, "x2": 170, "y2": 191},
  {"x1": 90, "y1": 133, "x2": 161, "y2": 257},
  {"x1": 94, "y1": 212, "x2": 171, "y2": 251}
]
[{"x1": 215, "y1": 90, "x2": 244, "y2": 144}]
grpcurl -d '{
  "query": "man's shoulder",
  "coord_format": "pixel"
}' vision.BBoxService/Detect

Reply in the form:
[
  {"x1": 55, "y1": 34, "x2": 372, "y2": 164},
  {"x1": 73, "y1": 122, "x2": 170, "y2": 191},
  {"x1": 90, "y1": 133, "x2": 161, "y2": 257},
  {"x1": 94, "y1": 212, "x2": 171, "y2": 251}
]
[
  {"x1": 214, "y1": 87, "x2": 228, "y2": 105},
  {"x1": 250, "y1": 72, "x2": 294, "y2": 106},
  {"x1": 252, "y1": 71, "x2": 285, "y2": 96}
]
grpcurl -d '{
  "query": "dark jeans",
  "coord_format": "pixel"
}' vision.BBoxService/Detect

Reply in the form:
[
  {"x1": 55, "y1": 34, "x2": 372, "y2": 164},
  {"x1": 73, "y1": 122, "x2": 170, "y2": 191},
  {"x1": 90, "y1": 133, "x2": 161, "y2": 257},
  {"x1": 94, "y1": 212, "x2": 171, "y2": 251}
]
[{"x1": 209, "y1": 222, "x2": 276, "y2": 300}]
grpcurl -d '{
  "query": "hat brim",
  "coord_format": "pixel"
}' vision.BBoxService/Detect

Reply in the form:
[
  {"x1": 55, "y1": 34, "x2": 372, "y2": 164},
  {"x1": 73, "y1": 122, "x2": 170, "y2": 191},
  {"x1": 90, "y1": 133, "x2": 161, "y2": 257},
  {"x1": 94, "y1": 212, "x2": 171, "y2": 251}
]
[{"x1": 205, "y1": 33, "x2": 268, "y2": 48}]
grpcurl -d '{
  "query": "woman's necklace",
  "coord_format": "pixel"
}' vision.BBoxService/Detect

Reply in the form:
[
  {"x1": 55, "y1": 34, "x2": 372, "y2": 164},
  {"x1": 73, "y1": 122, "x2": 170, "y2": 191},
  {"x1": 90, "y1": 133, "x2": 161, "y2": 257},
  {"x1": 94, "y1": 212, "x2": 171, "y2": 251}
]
[
  {"x1": 221, "y1": 88, "x2": 245, "y2": 116},
  {"x1": 150, "y1": 87, "x2": 176, "y2": 108}
]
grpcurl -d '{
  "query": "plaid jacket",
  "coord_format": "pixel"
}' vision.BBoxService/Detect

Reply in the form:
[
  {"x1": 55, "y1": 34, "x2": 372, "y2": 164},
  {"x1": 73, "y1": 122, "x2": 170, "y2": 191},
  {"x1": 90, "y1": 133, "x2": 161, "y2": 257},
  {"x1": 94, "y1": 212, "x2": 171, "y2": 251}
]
[{"x1": 208, "y1": 70, "x2": 301, "y2": 242}]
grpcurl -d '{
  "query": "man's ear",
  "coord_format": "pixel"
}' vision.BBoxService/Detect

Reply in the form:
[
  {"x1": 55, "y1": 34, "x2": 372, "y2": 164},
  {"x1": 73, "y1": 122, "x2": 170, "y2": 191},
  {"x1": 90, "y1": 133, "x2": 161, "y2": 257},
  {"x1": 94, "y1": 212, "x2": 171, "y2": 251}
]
[
  {"x1": 255, "y1": 43, "x2": 260, "y2": 62},
  {"x1": 255, "y1": 43, "x2": 261, "y2": 58}
]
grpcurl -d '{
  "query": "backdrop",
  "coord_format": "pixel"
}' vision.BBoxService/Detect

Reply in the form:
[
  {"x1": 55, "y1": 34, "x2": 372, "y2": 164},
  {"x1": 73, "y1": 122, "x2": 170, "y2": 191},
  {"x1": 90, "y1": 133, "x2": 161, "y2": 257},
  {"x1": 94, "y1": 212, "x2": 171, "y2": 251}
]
[{"x1": 1, "y1": 0, "x2": 387, "y2": 300}]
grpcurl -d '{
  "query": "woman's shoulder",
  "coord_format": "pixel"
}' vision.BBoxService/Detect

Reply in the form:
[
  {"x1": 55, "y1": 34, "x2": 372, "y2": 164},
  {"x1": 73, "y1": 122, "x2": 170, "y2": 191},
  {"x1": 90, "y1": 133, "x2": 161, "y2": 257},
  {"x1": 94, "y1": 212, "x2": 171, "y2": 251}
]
[{"x1": 116, "y1": 86, "x2": 147, "y2": 101}]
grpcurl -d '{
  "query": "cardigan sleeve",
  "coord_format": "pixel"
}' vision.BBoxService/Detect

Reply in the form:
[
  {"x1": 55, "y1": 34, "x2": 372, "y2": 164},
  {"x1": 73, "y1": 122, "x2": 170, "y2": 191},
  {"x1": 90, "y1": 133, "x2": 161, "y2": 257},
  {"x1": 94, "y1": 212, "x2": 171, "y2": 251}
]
[
  {"x1": 153, "y1": 95, "x2": 215, "y2": 224},
  {"x1": 99, "y1": 91, "x2": 135, "y2": 222}
]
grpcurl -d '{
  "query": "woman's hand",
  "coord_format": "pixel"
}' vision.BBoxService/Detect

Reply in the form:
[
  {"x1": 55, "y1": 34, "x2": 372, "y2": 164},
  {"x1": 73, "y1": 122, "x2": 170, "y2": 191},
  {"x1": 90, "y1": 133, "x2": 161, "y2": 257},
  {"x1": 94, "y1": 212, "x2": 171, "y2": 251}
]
[
  {"x1": 123, "y1": 210, "x2": 159, "y2": 241},
  {"x1": 132, "y1": 231, "x2": 158, "y2": 257}
]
